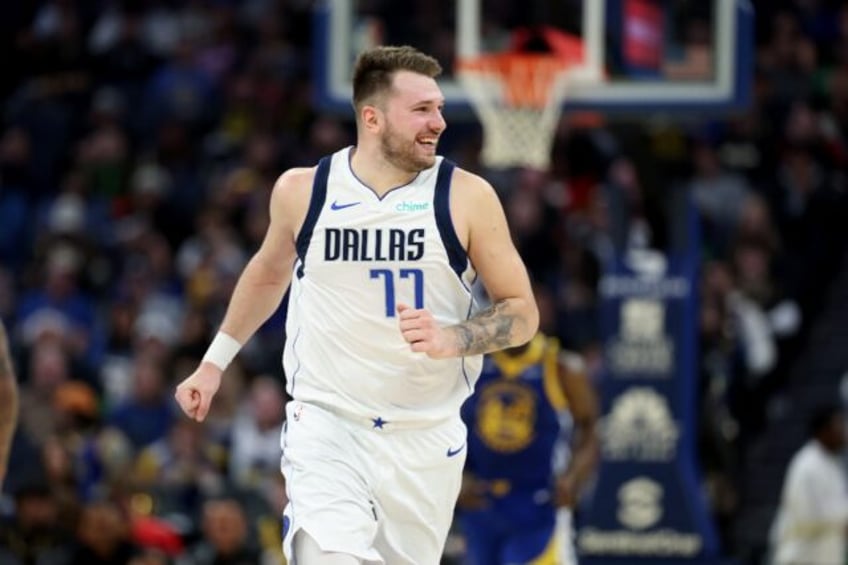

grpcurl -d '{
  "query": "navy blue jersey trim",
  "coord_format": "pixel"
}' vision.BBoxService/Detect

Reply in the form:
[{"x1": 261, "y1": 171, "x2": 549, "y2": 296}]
[
  {"x1": 295, "y1": 156, "x2": 331, "y2": 277},
  {"x1": 433, "y1": 159, "x2": 467, "y2": 277}
]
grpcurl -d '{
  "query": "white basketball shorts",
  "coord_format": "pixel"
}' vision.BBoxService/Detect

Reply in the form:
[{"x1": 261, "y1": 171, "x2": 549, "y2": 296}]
[{"x1": 280, "y1": 400, "x2": 467, "y2": 564}]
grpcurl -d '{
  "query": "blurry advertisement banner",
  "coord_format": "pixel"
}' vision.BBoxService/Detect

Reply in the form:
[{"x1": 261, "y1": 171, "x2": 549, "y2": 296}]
[{"x1": 577, "y1": 203, "x2": 720, "y2": 563}]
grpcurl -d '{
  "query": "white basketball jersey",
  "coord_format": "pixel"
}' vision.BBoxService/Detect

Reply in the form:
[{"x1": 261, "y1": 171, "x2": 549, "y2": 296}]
[{"x1": 283, "y1": 147, "x2": 483, "y2": 425}]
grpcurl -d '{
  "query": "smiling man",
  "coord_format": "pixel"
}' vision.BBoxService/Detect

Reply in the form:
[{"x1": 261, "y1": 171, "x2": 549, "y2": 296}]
[{"x1": 175, "y1": 45, "x2": 538, "y2": 565}]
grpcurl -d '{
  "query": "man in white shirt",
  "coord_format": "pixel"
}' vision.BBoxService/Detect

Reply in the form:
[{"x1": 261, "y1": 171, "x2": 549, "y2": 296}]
[{"x1": 771, "y1": 404, "x2": 848, "y2": 565}]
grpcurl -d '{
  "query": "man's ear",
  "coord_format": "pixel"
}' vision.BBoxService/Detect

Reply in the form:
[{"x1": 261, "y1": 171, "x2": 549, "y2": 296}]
[{"x1": 361, "y1": 104, "x2": 382, "y2": 133}]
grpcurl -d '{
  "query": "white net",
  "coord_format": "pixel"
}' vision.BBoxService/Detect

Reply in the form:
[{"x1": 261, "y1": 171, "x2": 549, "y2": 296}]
[{"x1": 457, "y1": 54, "x2": 574, "y2": 170}]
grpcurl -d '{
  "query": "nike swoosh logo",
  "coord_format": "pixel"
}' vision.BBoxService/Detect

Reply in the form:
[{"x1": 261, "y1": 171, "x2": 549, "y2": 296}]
[
  {"x1": 446, "y1": 443, "x2": 466, "y2": 458},
  {"x1": 330, "y1": 200, "x2": 360, "y2": 210}
]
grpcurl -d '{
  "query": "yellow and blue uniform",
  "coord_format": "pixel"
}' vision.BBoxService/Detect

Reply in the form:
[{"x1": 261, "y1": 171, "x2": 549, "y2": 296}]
[{"x1": 459, "y1": 333, "x2": 569, "y2": 565}]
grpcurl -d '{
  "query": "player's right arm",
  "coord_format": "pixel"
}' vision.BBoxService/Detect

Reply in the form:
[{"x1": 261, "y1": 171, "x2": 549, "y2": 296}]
[
  {"x1": 216, "y1": 167, "x2": 313, "y2": 345},
  {"x1": 0, "y1": 319, "x2": 18, "y2": 488},
  {"x1": 175, "y1": 168, "x2": 314, "y2": 422}
]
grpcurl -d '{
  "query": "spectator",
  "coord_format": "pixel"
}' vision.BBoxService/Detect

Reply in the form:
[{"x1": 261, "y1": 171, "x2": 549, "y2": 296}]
[
  {"x1": 107, "y1": 355, "x2": 175, "y2": 449},
  {"x1": 133, "y1": 417, "x2": 225, "y2": 503},
  {"x1": 689, "y1": 139, "x2": 753, "y2": 256},
  {"x1": 66, "y1": 498, "x2": 146, "y2": 565},
  {"x1": 769, "y1": 404, "x2": 848, "y2": 565},
  {"x1": 0, "y1": 480, "x2": 72, "y2": 564},
  {"x1": 178, "y1": 496, "x2": 261, "y2": 565},
  {"x1": 17, "y1": 338, "x2": 73, "y2": 446},
  {"x1": 228, "y1": 375, "x2": 284, "y2": 489}
]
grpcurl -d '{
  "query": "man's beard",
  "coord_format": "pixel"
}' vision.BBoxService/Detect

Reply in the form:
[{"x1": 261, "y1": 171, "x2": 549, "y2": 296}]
[{"x1": 380, "y1": 124, "x2": 435, "y2": 172}]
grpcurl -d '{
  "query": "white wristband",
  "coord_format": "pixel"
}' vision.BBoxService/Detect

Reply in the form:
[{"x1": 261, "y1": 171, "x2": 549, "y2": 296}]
[{"x1": 202, "y1": 332, "x2": 242, "y2": 371}]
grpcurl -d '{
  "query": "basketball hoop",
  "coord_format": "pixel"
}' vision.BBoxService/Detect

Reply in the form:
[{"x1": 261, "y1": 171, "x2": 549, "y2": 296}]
[{"x1": 457, "y1": 52, "x2": 579, "y2": 170}]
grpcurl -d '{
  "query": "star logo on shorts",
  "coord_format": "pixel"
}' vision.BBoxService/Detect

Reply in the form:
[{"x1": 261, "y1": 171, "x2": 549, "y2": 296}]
[{"x1": 371, "y1": 416, "x2": 388, "y2": 429}]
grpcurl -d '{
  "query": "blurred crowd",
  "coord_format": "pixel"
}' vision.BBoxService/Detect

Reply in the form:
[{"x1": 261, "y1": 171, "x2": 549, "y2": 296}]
[{"x1": 0, "y1": 0, "x2": 847, "y2": 563}]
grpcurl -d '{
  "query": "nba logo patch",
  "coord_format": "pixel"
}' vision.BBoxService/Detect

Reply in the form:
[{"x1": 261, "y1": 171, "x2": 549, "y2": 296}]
[{"x1": 293, "y1": 402, "x2": 303, "y2": 421}]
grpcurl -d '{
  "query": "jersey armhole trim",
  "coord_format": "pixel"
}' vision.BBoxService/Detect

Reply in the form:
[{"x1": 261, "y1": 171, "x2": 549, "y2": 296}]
[
  {"x1": 433, "y1": 159, "x2": 468, "y2": 278},
  {"x1": 294, "y1": 156, "x2": 331, "y2": 277}
]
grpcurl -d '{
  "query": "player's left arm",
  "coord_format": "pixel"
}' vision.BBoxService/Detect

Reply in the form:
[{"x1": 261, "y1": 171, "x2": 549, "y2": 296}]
[
  {"x1": 555, "y1": 352, "x2": 600, "y2": 508},
  {"x1": 451, "y1": 173, "x2": 538, "y2": 355},
  {"x1": 397, "y1": 170, "x2": 538, "y2": 358}
]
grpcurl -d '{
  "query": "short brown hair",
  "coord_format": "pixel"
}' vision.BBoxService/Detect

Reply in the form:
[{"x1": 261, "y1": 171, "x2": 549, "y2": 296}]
[{"x1": 352, "y1": 45, "x2": 442, "y2": 111}]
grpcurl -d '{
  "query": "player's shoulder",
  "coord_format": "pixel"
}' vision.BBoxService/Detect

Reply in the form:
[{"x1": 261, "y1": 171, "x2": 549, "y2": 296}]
[
  {"x1": 274, "y1": 166, "x2": 317, "y2": 193},
  {"x1": 270, "y1": 166, "x2": 317, "y2": 206},
  {"x1": 446, "y1": 164, "x2": 498, "y2": 203},
  {"x1": 266, "y1": 167, "x2": 319, "y2": 233}
]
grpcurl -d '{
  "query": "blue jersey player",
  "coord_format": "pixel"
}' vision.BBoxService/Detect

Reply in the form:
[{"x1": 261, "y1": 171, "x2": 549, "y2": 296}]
[{"x1": 457, "y1": 332, "x2": 599, "y2": 565}]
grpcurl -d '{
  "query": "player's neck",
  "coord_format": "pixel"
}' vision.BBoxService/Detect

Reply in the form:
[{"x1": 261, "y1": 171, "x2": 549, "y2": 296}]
[{"x1": 349, "y1": 145, "x2": 418, "y2": 197}]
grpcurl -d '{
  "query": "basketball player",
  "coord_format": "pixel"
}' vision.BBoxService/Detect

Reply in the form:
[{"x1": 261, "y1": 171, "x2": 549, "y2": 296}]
[
  {"x1": 0, "y1": 319, "x2": 19, "y2": 489},
  {"x1": 457, "y1": 332, "x2": 599, "y2": 565},
  {"x1": 174, "y1": 45, "x2": 539, "y2": 564}
]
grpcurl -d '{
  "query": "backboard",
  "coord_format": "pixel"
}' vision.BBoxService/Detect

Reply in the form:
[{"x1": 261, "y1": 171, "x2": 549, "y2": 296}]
[{"x1": 313, "y1": 0, "x2": 753, "y2": 116}]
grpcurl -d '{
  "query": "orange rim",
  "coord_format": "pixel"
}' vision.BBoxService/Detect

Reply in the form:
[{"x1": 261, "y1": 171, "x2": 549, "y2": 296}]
[{"x1": 456, "y1": 53, "x2": 578, "y2": 108}]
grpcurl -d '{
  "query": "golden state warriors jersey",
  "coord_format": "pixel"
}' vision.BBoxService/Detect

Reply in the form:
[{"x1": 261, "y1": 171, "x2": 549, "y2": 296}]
[
  {"x1": 283, "y1": 147, "x2": 483, "y2": 425},
  {"x1": 461, "y1": 334, "x2": 567, "y2": 488}
]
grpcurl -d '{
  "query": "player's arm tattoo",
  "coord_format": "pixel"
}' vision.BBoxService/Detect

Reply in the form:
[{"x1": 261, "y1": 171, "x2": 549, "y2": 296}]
[
  {"x1": 451, "y1": 299, "x2": 519, "y2": 356},
  {"x1": 0, "y1": 321, "x2": 19, "y2": 474}
]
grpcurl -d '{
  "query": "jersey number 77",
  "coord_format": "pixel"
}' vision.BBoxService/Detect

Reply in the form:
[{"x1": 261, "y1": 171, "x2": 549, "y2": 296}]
[{"x1": 370, "y1": 268, "x2": 424, "y2": 317}]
